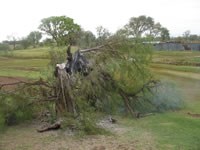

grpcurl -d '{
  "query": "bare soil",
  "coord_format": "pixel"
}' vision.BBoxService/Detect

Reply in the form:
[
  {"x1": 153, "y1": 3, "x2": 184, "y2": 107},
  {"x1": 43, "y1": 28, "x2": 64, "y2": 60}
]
[{"x1": 0, "y1": 76, "x2": 26, "y2": 91}]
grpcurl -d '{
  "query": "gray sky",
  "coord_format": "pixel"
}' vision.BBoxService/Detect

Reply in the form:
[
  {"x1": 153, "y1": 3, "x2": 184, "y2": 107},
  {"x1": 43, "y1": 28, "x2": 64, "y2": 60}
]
[{"x1": 0, "y1": 0, "x2": 200, "y2": 41}]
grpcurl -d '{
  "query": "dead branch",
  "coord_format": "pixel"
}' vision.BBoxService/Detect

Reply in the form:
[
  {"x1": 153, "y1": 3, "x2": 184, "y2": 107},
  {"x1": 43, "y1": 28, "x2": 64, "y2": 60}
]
[
  {"x1": 37, "y1": 121, "x2": 61, "y2": 132},
  {"x1": 0, "y1": 78, "x2": 54, "y2": 93}
]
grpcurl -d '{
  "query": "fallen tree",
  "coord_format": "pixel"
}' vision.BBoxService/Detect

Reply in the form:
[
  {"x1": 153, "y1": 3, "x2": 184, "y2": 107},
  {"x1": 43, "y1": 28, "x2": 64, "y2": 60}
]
[
  {"x1": 53, "y1": 39, "x2": 158, "y2": 118},
  {"x1": 0, "y1": 39, "x2": 160, "y2": 132}
]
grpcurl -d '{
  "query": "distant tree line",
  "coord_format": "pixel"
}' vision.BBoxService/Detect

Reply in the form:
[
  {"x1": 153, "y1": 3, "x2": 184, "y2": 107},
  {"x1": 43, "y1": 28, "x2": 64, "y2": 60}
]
[
  {"x1": 171, "y1": 30, "x2": 200, "y2": 42},
  {"x1": 0, "y1": 15, "x2": 200, "y2": 51},
  {"x1": 0, "y1": 31, "x2": 42, "y2": 50}
]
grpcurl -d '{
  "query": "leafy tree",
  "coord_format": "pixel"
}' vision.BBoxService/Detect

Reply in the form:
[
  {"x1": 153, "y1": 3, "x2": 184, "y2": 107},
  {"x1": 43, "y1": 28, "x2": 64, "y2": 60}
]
[
  {"x1": 160, "y1": 27, "x2": 170, "y2": 41},
  {"x1": 27, "y1": 31, "x2": 42, "y2": 48},
  {"x1": 76, "y1": 29, "x2": 97, "y2": 48},
  {"x1": 39, "y1": 16, "x2": 80, "y2": 46},
  {"x1": 189, "y1": 34, "x2": 199, "y2": 41},
  {"x1": 42, "y1": 38, "x2": 55, "y2": 47},
  {"x1": 7, "y1": 34, "x2": 18, "y2": 50},
  {"x1": 96, "y1": 26, "x2": 111, "y2": 45},
  {"x1": 125, "y1": 15, "x2": 170, "y2": 40},
  {"x1": 148, "y1": 23, "x2": 162, "y2": 37},
  {"x1": 0, "y1": 43, "x2": 10, "y2": 51},
  {"x1": 183, "y1": 30, "x2": 191, "y2": 41},
  {"x1": 125, "y1": 15, "x2": 155, "y2": 37},
  {"x1": 19, "y1": 38, "x2": 31, "y2": 49}
]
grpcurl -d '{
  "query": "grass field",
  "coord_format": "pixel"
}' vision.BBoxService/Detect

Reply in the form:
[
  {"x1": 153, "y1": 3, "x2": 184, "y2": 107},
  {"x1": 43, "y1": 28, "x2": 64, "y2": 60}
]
[
  {"x1": 153, "y1": 50, "x2": 200, "y2": 66},
  {"x1": 0, "y1": 49, "x2": 200, "y2": 150},
  {"x1": 0, "y1": 46, "x2": 78, "y2": 78}
]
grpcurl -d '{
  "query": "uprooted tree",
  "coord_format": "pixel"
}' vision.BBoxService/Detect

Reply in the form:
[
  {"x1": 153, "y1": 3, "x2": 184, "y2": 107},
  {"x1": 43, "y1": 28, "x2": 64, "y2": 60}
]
[
  {"x1": 0, "y1": 37, "x2": 160, "y2": 132},
  {"x1": 53, "y1": 40, "x2": 156, "y2": 118}
]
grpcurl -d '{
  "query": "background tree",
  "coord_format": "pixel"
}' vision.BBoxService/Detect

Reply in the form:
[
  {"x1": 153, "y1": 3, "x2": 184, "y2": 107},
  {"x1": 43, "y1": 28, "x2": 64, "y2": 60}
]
[
  {"x1": 39, "y1": 16, "x2": 80, "y2": 46},
  {"x1": 19, "y1": 38, "x2": 31, "y2": 49},
  {"x1": 0, "y1": 42, "x2": 10, "y2": 51},
  {"x1": 160, "y1": 27, "x2": 170, "y2": 41},
  {"x1": 96, "y1": 26, "x2": 111, "y2": 45},
  {"x1": 7, "y1": 34, "x2": 18, "y2": 50},
  {"x1": 183, "y1": 30, "x2": 191, "y2": 41},
  {"x1": 125, "y1": 15, "x2": 170, "y2": 40},
  {"x1": 189, "y1": 34, "x2": 199, "y2": 41},
  {"x1": 27, "y1": 31, "x2": 42, "y2": 48},
  {"x1": 125, "y1": 15, "x2": 154, "y2": 37},
  {"x1": 76, "y1": 29, "x2": 97, "y2": 48},
  {"x1": 42, "y1": 38, "x2": 55, "y2": 47}
]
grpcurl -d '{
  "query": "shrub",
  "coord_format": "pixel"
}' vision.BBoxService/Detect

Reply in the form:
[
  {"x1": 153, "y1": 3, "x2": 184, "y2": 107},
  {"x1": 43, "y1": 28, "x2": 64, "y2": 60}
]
[
  {"x1": 0, "y1": 92, "x2": 35, "y2": 126},
  {"x1": 0, "y1": 43, "x2": 10, "y2": 51}
]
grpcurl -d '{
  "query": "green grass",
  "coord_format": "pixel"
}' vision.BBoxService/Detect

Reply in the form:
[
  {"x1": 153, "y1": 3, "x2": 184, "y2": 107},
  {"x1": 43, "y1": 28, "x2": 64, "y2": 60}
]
[
  {"x1": 0, "y1": 46, "x2": 78, "y2": 59},
  {"x1": 151, "y1": 63, "x2": 200, "y2": 73},
  {"x1": 1, "y1": 48, "x2": 200, "y2": 149},
  {"x1": 120, "y1": 112, "x2": 200, "y2": 150},
  {"x1": 0, "y1": 57, "x2": 49, "y2": 68},
  {"x1": 0, "y1": 46, "x2": 75, "y2": 78},
  {"x1": 0, "y1": 68, "x2": 42, "y2": 79},
  {"x1": 118, "y1": 67, "x2": 200, "y2": 150},
  {"x1": 153, "y1": 50, "x2": 200, "y2": 65},
  {"x1": 13, "y1": 47, "x2": 51, "y2": 58}
]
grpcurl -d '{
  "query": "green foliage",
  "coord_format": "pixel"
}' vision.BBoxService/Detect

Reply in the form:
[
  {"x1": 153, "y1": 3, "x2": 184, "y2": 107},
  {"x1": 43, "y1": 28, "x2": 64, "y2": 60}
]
[
  {"x1": 69, "y1": 38, "x2": 156, "y2": 116},
  {"x1": 27, "y1": 31, "x2": 42, "y2": 48},
  {"x1": 0, "y1": 92, "x2": 35, "y2": 129},
  {"x1": 39, "y1": 16, "x2": 81, "y2": 46},
  {"x1": 160, "y1": 27, "x2": 170, "y2": 41},
  {"x1": 19, "y1": 38, "x2": 31, "y2": 49},
  {"x1": 125, "y1": 15, "x2": 170, "y2": 39},
  {"x1": 48, "y1": 48, "x2": 67, "y2": 66},
  {"x1": 42, "y1": 38, "x2": 56, "y2": 47},
  {"x1": 0, "y1": 43, "x2": 10, "y2": 51},
  {"x1": 96, "y1": 26, "x2": 111, "y2": 45},
  {"x1": 76, "y1": 30, "x2": 97, "y2": 48}
]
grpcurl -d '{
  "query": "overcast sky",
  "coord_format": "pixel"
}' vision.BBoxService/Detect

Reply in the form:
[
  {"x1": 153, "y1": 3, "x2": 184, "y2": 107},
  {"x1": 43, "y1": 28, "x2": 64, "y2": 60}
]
[{"x1": 0, "y1": 0, "x2": 200, "y2": 41}]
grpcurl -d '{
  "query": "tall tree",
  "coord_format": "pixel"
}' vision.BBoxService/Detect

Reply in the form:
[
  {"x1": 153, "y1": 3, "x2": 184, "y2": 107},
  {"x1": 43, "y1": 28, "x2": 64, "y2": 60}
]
[
  {"x1": 76, "y1": 29, "x2": 97, "y2": 48},
  {"x1": 183, "y1": 30, "x2": 191, "y2": 41},
  {"x1": 39, "y1": 16, "x2": 80, "y2": 46},
  {"x1": 160, "y1": 27, "x2": 170, "y2": 41},
  {"x1": 27, "y1": 31, "x2": 42, "y2": 48},
  {"x1": 7, "y1": 34, "x2": 17, "y2": 50},
  {"x1": 125, "y1": 15, "x2": 154, "y2": 37},
  {"x1": 19, "y1": 38, "x2": 31, "y2": 49},
  {"x1": 125, "y1": 15, "x2": 170, "y2": 40},
  {"x1": 96, "y1": 26, "x2": 111, "y2": 45}
]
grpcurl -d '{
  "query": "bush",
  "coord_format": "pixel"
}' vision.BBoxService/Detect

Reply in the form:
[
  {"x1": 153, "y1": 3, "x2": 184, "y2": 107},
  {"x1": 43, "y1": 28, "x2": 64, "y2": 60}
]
[
  {"x1": 0, "y1": 88, "x2": 40, "y2": 131},
  {"x1": 0, "y1": 43, "x2": 10, "y2": 51}
]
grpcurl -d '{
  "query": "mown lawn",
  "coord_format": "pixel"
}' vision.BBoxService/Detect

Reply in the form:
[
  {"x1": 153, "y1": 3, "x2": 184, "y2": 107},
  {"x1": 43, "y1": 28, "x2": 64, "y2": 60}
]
[
  {"x1": 153, "y1": 50, "x2": 200, "y2": 65},
  {"x1": 151, "y1": 63, "x2": 200, "y2": 73},
  {"x1": 0, "y1": 46, "x2": 78, "y2": 78}
]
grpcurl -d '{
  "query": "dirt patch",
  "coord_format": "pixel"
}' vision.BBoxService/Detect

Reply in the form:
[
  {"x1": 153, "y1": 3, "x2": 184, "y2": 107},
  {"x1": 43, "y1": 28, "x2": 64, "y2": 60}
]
[
  {"x1": 97, "y1": 117, "x2": 127, "y2": 134},
  {"x1": 0, "y1": 76, "x2": 27, "y2": 91},
  {"x1": 13, "y1": 67, "x2": 40, "y2": 71},
  {"x1": 187, "y1": 112, "x2": 200, "y2": 118},
  {"x1": 0, "y1": 120, "x2": 140, "y2": 150}
]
